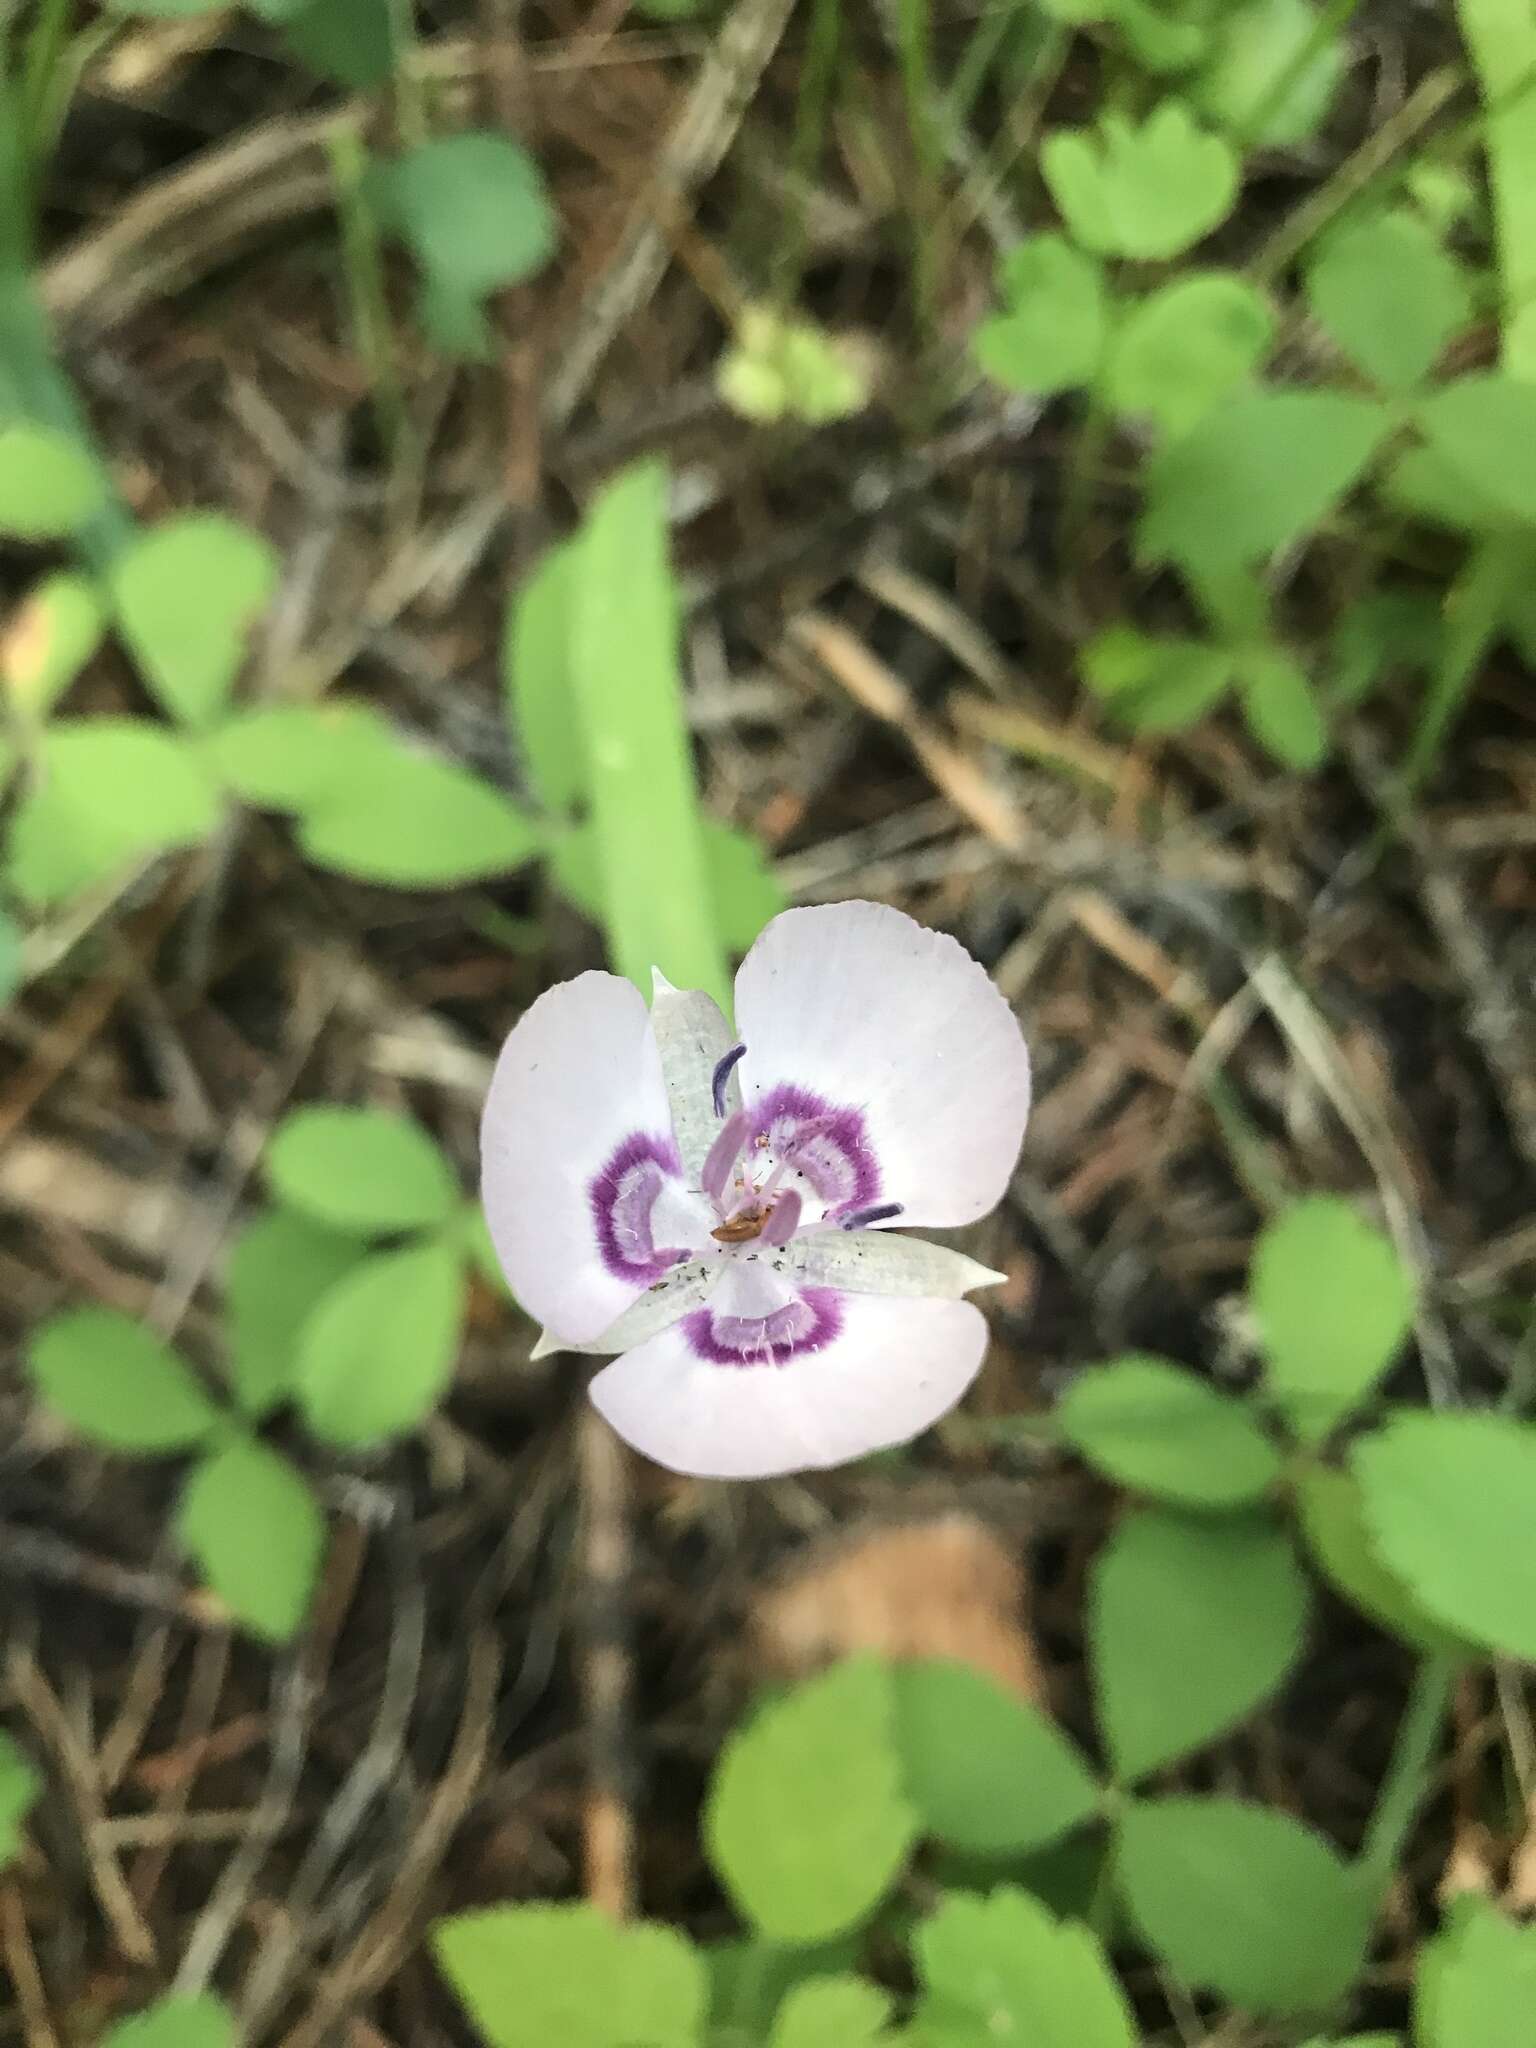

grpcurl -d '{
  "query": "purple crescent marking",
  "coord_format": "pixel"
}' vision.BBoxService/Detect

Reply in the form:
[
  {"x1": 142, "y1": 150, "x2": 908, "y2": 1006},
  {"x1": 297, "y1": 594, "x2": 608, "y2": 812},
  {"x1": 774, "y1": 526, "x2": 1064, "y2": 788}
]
[
  {"x1": 747, "y1": 1082, "x2": 880, "y2": 1218},
  {"x1": 589, "y1": 1131, "x2": 687, "y2": 1284},
  {"x1": 683, "y1": 1286, "x2": 843, "y2": 1367}
]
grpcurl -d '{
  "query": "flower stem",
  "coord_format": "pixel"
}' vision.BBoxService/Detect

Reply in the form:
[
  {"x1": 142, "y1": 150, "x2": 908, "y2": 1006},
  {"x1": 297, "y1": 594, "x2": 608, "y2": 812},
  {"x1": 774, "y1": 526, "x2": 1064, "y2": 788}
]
[{"x1": 1356, "y1": 1652, "x2": 1458, "y2": 1901}]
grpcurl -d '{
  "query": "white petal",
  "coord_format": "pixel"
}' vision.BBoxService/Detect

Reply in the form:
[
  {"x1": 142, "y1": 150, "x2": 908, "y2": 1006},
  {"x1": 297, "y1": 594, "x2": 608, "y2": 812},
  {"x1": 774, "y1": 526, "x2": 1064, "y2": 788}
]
[
  {"x1": 480, "y1": 973, "x2": 700, "y2": 1343},
  {"x1": 535, "y1": 1255, "x2": 721, "y2": 1357},
  {"x1": 786, "y1": 1227, "x2": 1005, "y2": 1299},
  {"x1": 589, "y1": 1293, "x2": 987, "y2": 1480},
  {"x1": 649, "y1": 969, "x2": 741, "y2": 1185},
  {"x1": 733, "y1": 902, "x2": 1030, "y2": 1228}
]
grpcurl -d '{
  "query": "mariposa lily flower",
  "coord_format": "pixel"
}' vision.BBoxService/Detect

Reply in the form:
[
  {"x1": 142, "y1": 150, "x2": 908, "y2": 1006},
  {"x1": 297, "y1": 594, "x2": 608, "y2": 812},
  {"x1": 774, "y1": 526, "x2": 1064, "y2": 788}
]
[{"x1": 480, "y1": 902, "x2": 1030, "y2": 1479}]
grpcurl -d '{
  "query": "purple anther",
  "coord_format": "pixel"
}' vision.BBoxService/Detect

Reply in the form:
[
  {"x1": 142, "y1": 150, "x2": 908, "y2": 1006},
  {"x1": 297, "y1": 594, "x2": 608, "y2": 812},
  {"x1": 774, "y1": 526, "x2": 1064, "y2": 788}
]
[
  {"x1": 702, "y1": 1109, "x2": 750, "y2": 1210},
  {"x1": 759, "y1": 1188, "x2": 802, "y2": 1248},
  {"x1": 841, "y1": 1202, "x2": 905, "y2": 1231},
  {"x1": 712, "y1": 1042, "x2": 747, "y2": 1117}
]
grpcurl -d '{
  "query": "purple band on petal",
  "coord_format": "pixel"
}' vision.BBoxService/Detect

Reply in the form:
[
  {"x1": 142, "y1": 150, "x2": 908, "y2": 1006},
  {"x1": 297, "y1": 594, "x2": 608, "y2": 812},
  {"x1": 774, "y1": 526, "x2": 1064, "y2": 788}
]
[
  {"x1": 712, "y1": 1042, "x2": 747, "y2": 1117},
  {"x1": 748, "y1": 1083, "x2": 879, "y2": 1218},
  {"x1": 589, "y1": 1131, "x2": 687, "y2": 1284},
  {"x1": 683, "y1": 1285, "x2": 843, "y2": 1367}
]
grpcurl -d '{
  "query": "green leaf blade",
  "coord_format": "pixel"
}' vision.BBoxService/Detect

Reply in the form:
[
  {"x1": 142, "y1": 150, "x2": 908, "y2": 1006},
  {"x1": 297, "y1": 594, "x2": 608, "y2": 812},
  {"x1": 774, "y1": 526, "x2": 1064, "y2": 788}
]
[
  {"x1": 111, "y1": 514, "x2": 278, "y2": 727},
  {"x1": 27, "y1": 1309, "x2": 219, "y2": 1451},
  {"x1": 225, "y1": 1208, "x2": 367, "y2": 1417},
  {"x1": 705, "y1": 1657, "x2": 916, "y2": 1943},
  {"x1": 0, "y1": 422, "x2": 104, "y2": 538},
  {"x1": 1308, "y1": 212, "x2": 1472, "y2": 393},
  {"x1": 296, "y1": 1242, "x2": 465, "y2": 1446},
  {"x1": 266, "y1": 1105, "x2": 459, "y2": 1234},
  {"x1": 1057, "y1": 1354, "x2": 1283, "y2": 1509},
  {"x1": 913, "y1": 1886, "x2": 1135, "y2": 2048},
  {"x1": 178, "y1": 1440, "x2": 324, "y2": 1641}
]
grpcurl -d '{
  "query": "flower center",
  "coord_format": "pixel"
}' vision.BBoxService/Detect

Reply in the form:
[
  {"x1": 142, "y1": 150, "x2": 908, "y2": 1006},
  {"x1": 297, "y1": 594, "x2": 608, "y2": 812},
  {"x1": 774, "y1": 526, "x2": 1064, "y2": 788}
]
[{"x1": 699, "y1": 1079, "x2": 882, "y2": 1248}]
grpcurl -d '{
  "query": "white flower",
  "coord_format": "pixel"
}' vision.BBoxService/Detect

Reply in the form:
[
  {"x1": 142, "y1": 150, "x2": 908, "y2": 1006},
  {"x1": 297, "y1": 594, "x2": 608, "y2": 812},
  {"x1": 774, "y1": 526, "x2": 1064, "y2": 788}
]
[{"x1": 480, "y1": 902, "x2": 1031, "y2": 1479}]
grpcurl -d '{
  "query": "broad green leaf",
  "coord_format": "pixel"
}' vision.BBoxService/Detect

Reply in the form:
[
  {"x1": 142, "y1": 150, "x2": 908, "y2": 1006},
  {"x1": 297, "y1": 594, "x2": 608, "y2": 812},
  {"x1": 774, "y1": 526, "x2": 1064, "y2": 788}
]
[
  {"x1": 296, "y1": 740, "x2": 542, "y2": 886},
  {"x1": 1416, "y1": 374, "x2": 1536, "y2": 526},
  {"x1": 1382, "y1": 444, "x2": 1519, "y2": 536},
  {"x1": 1251, "y1": 1196, "x2": 1414, "y2": 1439},
  {"x1": 770, "y1": 1976, "x2": 893, "y2": 2047},
  {"x1": 893, "y1": 1659, "x2": 1100, "y2": 1857},
  {"x1": 203, "y1": 701, "x2": 393, "y2": 811},
  {"x1": 1042, "y1": 102, "x2": 1238, "y2": 261},
  {"x1": 225, "y1": 1208, "x2": 367, "y2": 1417},
  {"x1": 1080, "y1": 627, "x2": 1232, "y2": 731},
  {"x1": 913, "y1": 1887, "x2": 1135, "y2": 2048},
  {"x1": 7, "y1": 719, "x2": 222, "y2": 906},
  {"x1": 1417, "y1": 1896, "x2": 1536, "y2": 2048},
  {"x1": 705, "y1": 1657, "x2": 916, "y2": 1943},
  {"x1": 1308, "y1": 212, "x2": 1473, "y2": 393},
  {"x1": 1299, "y1": 2038, "x2": 1399, "y2": 2048},
  {"x1": 0, "y1": 422, "x2": 103, "y2": 538},
  {"x1": 1296, "y1": 1467, "x2": 1467, "y2": 1656},
  {"x1": 27, "y1": 1309, "x2": 219, "y2": 1451},
  {"x1": 111, "y1": 515, "x2": 278, "y2": 727},
  {"x1": 1192, "y1": 0, "x2": 1346, "y2": 147},
  {"x1": 1236, "y1": 646, "x2": 1328, "y2": 769},
  {"x1": 100, "y1": 1997, "x2": 236, "y2": 2048},
  {"x1": 1091, "y1": 1507, "x2": 1309, "y2": 1780},
  {"x1": 1117, "y1": 1797, "x2": 1369, "y2": 2015},
  {"x1": 0, "y1": 572, "x2": 104, "y2": 719},
  {"x1": 1140, "y1": 390, "x2": 1388, "y2": 572},
  {"x1": 1112, "y1": 0, "x2": 1208, "y2": 72},
  {"x1": 973, "y1": 237, "x2": 1107, "y2": 395},
  {"x1": 1056, "y1": 1354, "x2": 1283, "y2": 1509},
  {"x1": 567, "y1": 461, "x2": 728, "y2": 1006},
  {"x1": 503, "y1": 540, "x2": 582, "y2": 815},
  {"x1": 369, "y1": 134, "x2": 555, "y2": 310},
  {"x1": 296, "y1": 1242, "x2": 464, "y2": 1445},
  {"x1": 266, "y1": 1105, "x2": 459, "y2": 1234},
  {"x1": 1354, "y1": 1411, "x2": 1536, "y2": 1661},
  {"x1": 433, "y1": 1902, "x2": 706, "y2": 2048},
  {"x1": 0, "y1": 1731, "x2": 40, "y2": 1866},
  {"x1": 282, "y1": 0, "x2": 396, "y2": 86},
  {"x1": 178, "y1": 1439, "x2": 324, "y2": 1641},
  {"x1": 1105, "y1": 274, "x2": 1274, "y2": 437}
]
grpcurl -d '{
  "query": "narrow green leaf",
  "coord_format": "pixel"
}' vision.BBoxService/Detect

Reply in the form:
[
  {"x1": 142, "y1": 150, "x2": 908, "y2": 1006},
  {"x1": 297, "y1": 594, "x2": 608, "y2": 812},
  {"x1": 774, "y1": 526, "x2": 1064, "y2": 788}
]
[
  {"x1": 1353, "y1": 1411, "x2": 1536, "y2": 1662},
  {"x1": 568, "y1": 462, "x2": 728, "y2": 1006},
  {"x1": 913, "y1": 1887, "x2": 1135, "y2": 2048},
  {"x1": 1140, "y1": 391, "x2": 1387, "y2": 572},
  {"x1": 296, "y1": 740, "x2": 542, "y2": 886},
  {"x1": 503, "y1": 539, "x2": 583, "y2": 815},
  {"x1": 225, "y1": 1208, "x2": 367, "y2": 1417},
  {"x1": 266, "y1": 1105, "x2": 459, "y2": 1234},
  {"x1": 893, "y1": 1659, "x2": 1100, "y2": 1857},
  {"x1": 551, "y1": 815, "x2": 783, "y2": 955},
  {"x1": 296, "y1": 1242, "x2": 465, "y2": 1445},
  {"x1": 705, "y1": 1657, "x2": 916, "y2": 1943},
  {"x1": 27, "y1": 1308, "x2": 219, "y2": 1451},
  {"x1": 0, "y1": 422, "x2": 103, "y2": 537},
  {"x1": 1251, "y1": 1197, "x2": 1414, "y2": 1439},
  {"x1": 1117, "y1": 1797, "x2": 1369, "y2": 2015},
  {"x1": 433, "y1": 1901, "x2": 706, "y2": 2048},
  {"x1": 1308, "y1": 212, "x2": 1472, "y2": 393},
  {"x1": 110, "y1": 514, "x2": 278, "y2": 727},
  {"x1": 178, "y1": 1439, "x2": 324, "y2": 1641},
  {"x1": 1057, "y1": 1354, "x2": 1283, "y2": 1509},
  {"x1": 100, "y1": 1997, "x2": 237, "y2": 2048},
  {"x1": 1091, "y1": 1508, "x2": 1309, "y2": 1780},
  {"x1": 0, "y1": 1731, "x2": 40, "y2": 1866}
]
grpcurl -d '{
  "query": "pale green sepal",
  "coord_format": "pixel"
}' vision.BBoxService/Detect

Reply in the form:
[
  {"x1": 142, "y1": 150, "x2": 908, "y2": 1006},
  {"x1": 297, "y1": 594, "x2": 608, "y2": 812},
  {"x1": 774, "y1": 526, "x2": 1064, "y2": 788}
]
[
  {"x1": 536, "y1": 1257, "x2": 720, "y2": 1358},
  {"x1": 650, "y1": 967, "x2": 740, "y2": 1185},
  {"x1": 786, "y1": 1230, "x2": 1005, "y2": 1299}
]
